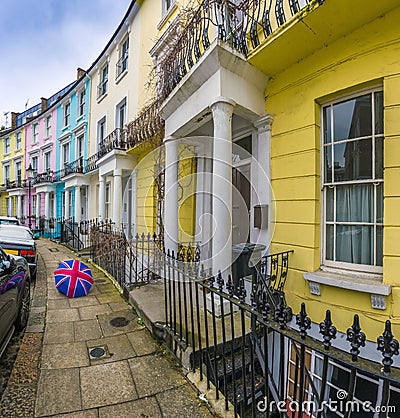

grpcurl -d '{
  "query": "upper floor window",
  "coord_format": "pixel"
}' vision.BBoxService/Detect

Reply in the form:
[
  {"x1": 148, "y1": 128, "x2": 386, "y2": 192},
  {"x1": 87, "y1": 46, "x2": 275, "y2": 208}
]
[
  {"x1": 76, "y1": 134, "x2": 84, "y2": 159},
  {"x1": 64, "y1": 102, "x2": 70, "y2": 127},
  {"x1": 62, "y1": 142, "x2": 70, "y2": 166},
  {"x1": 31, "y1": 155, "x2": 38, "y2": 175},
  {"x1": 16, "y1": 132, "x2": 22, "y2": 150},
  {"x1": 97, "y1": 117, "x2": 106, "y2": 147},
  {"x1": 4, "y1": 164, "x2": 10, "y2": 183},
  {"x1": 116, "y1": 98, "x2": 127, "y2": 130},
  {"x1": 44, "y1": 151, "x2": 51, "y2": 171},
  {"x1": 162, "y1": 0, "x2": 174, "y2": 16},
  {"x1": 78, "y1": 89, "x2": 86, "y2": 117},
  {"x1": 98, "y1": 64, "x2": 108, "y2": 99},
  {"x1": 322, "y1": 89, "x2": 384, "y2": 272},
  {"x1": 4, "y1": 137, "x2": 10, "y2": 154},
  {"x1": 45, "y1": 115, "x2": 52, "y2": 137},
  {"x1": 15, "y1": 161, "x2": 22, "y2": 182},
  {"x1": 33, "y1": 123, "x2": 39, "y2": 144},
  {"x1": 116, "y1": 36, "x2": 129, "y2": 78}
]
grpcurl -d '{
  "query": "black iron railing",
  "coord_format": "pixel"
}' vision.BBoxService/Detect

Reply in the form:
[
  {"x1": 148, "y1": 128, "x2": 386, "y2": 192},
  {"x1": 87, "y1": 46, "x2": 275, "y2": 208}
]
[
  {"x1": 60, "y1": 157, "x2": 84, "y2": 179},
  {"x1": 85, "y1": 154, "x2": 98, "y2": 172},
  {"x1": 158, "y1": 0, "x2": 324, "y2": 101},
  {"x1": 97, "y1": 128, "x2": 128, "y2": 160},
  {"x1": 3, "y1": 178, "x2": 27, "y2": 189},
  {"x1": 161, "y1": 253, "x2": 400, "y2": 417},
  {"x1": 126, "y1": 99, "x2": 164, "y2": 149}
]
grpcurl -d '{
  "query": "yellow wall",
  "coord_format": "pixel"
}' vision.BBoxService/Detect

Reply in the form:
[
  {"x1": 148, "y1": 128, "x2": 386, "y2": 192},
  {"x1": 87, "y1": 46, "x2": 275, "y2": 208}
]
[{"x1": 255, "y1": 5, "x2": 400, "y2": 339}]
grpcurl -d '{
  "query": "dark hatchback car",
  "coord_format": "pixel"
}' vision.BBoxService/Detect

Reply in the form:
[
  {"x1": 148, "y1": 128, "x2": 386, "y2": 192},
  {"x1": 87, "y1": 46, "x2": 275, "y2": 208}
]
[
  {"x1": 0, "y1": 225, "x2": 37, "y2": 281},
  {"x1": 0, "y1": 247, "x2": 30, "y2": 357}
]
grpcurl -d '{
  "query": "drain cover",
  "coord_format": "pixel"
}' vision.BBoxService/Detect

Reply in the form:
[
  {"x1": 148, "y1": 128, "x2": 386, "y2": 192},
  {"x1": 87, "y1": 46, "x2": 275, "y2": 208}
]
[
  {"x1": 88, "y1": 345, "x2": 109, "y2": 360},
  {"x1": 95, "y1": 279, "x2": 107, "y2": 284},
  {"x1": 110, "y1": 317, "x2": 130, "y2": 328},
  {"x1": 49, "y1": 248, "x2": 59, "y2": 252}
]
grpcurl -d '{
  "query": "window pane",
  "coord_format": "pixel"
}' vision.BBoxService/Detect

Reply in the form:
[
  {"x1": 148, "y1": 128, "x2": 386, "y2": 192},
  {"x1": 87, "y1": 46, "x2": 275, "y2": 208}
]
[
  {"x1": 376, "y1": 226, "x2": 383, "y2": 266},
  {"x1": 323, "y1": 106, "x2": 331, "y2": 143},
  {"x1": 325, "y1": 224, "x2": 334, "y2": 260},
  {"x1": 334, "y1": 139, "x2": 372, "y2": 181},
  {"x1": 324, "y1": 145, "x2": 332, "y2": 182},
  {"x1": 336, "y1": 225, "x2": 373, "y2": 265},
  {"x1": 333, "y1": 94, "x2": 372, "y2": 141},
  {"x1": 326, "y1": 187, "x2": 334, "y2": 221},
  {"x1": 376, "y1": 183, "x2": 383, "y2": 223},
  {"x1": 375, "y1": 136, "x2": 383, "y2": 179},
  {"x1": 374, "y1": 91, "x2": 383, "y2": 135},
  {"x1": 354, "y1": 374, "x2": 378, "y2": 405},
  {"x1": 336, "y1": 184, "x2": 374, "y2": 223}
]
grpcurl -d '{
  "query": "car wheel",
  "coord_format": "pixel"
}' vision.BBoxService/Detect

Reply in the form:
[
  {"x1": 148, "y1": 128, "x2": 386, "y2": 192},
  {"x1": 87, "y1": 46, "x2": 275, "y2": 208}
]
[{"x1": 15, "y1": 281, "x2": 30, "y2": 331}]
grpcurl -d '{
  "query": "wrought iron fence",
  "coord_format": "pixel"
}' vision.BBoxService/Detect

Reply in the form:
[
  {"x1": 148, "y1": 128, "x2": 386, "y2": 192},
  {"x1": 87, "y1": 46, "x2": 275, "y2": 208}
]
[
  {"x1": 161, "y1": 252, "x2": 400, "y2": 417},
  {"x1": 89, "y1": 227, "x2": 201, "y2": 290}
]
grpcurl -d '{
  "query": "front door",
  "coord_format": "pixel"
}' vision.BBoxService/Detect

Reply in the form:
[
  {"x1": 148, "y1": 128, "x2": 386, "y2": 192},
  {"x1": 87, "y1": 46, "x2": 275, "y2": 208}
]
[{"x1": 232, "y1": 164, "x2": 251, "y2": 244}]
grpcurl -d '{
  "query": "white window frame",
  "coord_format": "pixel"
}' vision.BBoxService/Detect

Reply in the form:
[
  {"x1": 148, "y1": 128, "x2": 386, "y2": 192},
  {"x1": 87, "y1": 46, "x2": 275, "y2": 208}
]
[
  {"x1": 321, "y1": 87, "x2": 384, "y2": 274},
  {"x1": 33, "y1": 123, "x2": 39, "y2": 144},
  {"x1": 105, "y1": 182, "x2": 111, "y2": 219},
  {"x1": 15, "y1": 160, "x2": 22, "y2": 182},
  {"x1": 98, "y1": 64, "x2": 109, "y2": 99},
  {"x1": 76, "y1": 134, "x2": 84, "y2": 160},
  {"x1": 97, "y1": 116, "x2": 106, "y2": 149},
  {"x1": 116, "y1": 35, "x2": 129, "y2": 79},
  {"x1": 45, "y1": 115, "x2": 52, "y2": 138},
  {"x1": 43, "y1": 150, "x2": 51, "y2": 171},
  {"x1": 162, "y1": 0, "x2": 174, "y2": 17},
  {"x1": 16, "y1": 132, "x2": 22, "y2": 151},
  {"x1": 4, "y1": 164, "x2": 10, "y2": 184},
  {"x1": 78, "y1": 89, "x2": 86, "y2": 117},
  {"x1": 31, "y1": 155, "x2": 38, "y2": 175},
  {"x1": 62, "y1": 141, "x2": 70, "y2": 166},
  {"x1": 63, "y1": 102, "x2": 70, "y2": 128},
  {"x1": 115, "y1": 98, "x2": 127, "y2": 130},
  {"x1": 4, "y1": 136, "x2": 10, "y2": 154}
]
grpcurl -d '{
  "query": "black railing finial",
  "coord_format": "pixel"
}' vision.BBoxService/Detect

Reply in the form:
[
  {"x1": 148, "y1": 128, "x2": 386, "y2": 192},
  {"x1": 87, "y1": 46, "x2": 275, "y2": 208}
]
[
  {"x1": 377, "y1": 320, "x2": 399, "y2": 374},
  {"x1": 296, "y1": 302, "x2": 311, "y2": 339},
  {"x1": 319, "y1": 310, "x2": 337, "y2": 350},
  {"x1": 346, "y1": 314, "x2": 366, "y2": 362}
]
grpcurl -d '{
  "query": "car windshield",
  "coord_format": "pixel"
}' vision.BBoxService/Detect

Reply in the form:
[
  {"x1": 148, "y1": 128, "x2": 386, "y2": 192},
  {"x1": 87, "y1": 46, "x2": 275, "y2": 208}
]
[{"x1": 0, "y1": 227, "x2": 33, "y2": 240}]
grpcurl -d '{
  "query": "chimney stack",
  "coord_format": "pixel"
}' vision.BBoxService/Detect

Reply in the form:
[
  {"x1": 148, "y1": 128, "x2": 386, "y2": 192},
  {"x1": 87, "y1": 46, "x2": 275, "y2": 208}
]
[
  {"x1": 41, "y1": 97, "x2": 47, "y2": 112},
  {"x1": 77, "y1": 67, "x2": 86, "y2": 79},
  {"x1": 11, "y1": 112, "x2": 19, "y2": 129}
]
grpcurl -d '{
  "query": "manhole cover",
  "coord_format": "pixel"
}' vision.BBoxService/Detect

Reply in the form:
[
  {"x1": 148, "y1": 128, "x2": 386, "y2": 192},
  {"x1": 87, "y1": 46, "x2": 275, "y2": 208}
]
[
  {"x1": 88, "y1": 345, "x2": 109, "y2": 360},
  {"x1": 49, "y1": 248, "x2": 59, "y2": 252},
  {"x1": 110, "y1": 317, "x2": 130, "y2": 328},
  {"x1": 96, "y1": 279, "x2": 107, "y2": 284}
]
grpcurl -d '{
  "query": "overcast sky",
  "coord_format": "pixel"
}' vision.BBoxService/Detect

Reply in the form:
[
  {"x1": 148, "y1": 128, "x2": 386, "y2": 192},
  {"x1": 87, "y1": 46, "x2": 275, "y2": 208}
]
[{"x1": 0, "y1": 0, "x2": 132, "y2": 128}]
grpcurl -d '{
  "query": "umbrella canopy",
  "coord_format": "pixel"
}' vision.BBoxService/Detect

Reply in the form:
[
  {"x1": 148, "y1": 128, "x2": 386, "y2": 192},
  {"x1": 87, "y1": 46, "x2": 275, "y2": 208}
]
[{"x1": 54, "y1": 259, "x2": 93, "y2": 298}]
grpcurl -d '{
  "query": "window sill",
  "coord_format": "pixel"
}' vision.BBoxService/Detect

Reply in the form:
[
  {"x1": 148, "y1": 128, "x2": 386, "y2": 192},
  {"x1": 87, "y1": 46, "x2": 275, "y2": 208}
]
[
  {"x1": 115, "y1": 69, "x2": 128, "y2": 84},
  {"x1": 97, "y1": 92, "x2": 108, "y2": 104},
  {"x1": 62, "y1": 125, "x2": 70, "y2": 131},
  {"x1": 304, "y1": 269, "x2": 391, "y2": 296},
  {"x1": 3, "y1": 152, "x2": 10, "y2": 157}
]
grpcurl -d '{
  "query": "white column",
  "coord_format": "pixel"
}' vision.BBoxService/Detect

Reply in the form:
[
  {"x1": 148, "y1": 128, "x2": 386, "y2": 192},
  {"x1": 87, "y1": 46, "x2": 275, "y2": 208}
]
[
  {"x1": 113, "y1": 169, "x2": 122, "y2": 230},
  {"x1": 36, "y1": 192, "x2": 41, "y2": 220},
  {"x1": 98, "y1": 175, "x2": 106, "y2": 220},
  {"x1": 75, "y1": 186, "x2": 81, "y2": 223},
  {"x1": 210, "y1": 97, "x2": 236, "y2": 275},
  {"x1": 164, "y1": 136, "x2": 179, "y2": 254},
  {"x1": 253, "y1": 114, "x2": 274, "y2": 251},
  {"x1": 64, "y1": 189, "x2": 70, "y2": 219},
  {"x1": 44, "y1": 191, "x2": 50, "y2": 220},
  {"x1": 16, "y1": 195, "x2": 22, "y2": 219}
]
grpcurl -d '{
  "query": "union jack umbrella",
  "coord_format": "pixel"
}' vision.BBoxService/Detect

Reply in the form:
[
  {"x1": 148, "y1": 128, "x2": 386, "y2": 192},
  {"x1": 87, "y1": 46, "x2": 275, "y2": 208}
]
[{"x1": 54, "y1": 259, "x2": 93, "y2": 298}]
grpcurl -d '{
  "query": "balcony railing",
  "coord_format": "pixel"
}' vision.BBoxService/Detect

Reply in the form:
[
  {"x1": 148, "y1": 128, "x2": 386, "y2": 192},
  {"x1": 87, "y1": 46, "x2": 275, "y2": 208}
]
[
  {"x1": 3, "y1": 178, "x2": 27, "y2": 190},
  {"x1": 126, "y1": 99, "x2": 164, "y2": 149},
  {"x1": 158, "y1": 0, "x2": 323, "y2": 101},
  {"x1": 59, "y1": 157, "x2": 84, "y2": 179},
  {"x1": 97, "y1": 128, "x2": 128, "y2": 160},
  {"x1": 85, "y1": 154, "x2": 98, "y2": 173}
]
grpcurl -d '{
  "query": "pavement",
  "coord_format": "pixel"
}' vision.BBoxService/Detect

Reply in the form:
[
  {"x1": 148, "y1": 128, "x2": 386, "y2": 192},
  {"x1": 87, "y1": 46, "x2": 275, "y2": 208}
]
[{"x1": 0, "y1": 238, "x2": 216, "y2": 418}]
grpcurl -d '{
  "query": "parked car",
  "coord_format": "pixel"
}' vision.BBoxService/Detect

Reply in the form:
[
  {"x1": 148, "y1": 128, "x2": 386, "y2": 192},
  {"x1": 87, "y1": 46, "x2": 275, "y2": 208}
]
[
  {"x1": 0, "y1": 216, "x2": 20, "y2": 225},
  {"x1": 0, "y1": 247, "x2": 30, "y2": 357},
  {"x1": 0, "y1": 225, "x2": 37, "y2": 281}
]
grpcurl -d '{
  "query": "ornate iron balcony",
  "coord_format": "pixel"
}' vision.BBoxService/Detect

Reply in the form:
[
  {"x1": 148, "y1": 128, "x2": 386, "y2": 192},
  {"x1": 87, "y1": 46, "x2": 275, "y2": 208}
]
[{"x1": 97, "y1": 128, "x2": 128, "y2": 160}]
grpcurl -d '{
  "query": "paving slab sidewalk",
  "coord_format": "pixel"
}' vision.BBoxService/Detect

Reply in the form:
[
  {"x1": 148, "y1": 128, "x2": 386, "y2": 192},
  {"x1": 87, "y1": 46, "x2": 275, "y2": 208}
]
[{"x1": 0, "y1": 238, "x2": 215, "y2": 418}]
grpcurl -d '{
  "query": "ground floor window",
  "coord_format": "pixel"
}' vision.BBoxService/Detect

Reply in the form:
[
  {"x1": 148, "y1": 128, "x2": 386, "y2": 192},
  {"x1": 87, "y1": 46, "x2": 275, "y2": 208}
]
[{"x1": 322, "y1": 89, "x2": 383, "y2": 272}]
